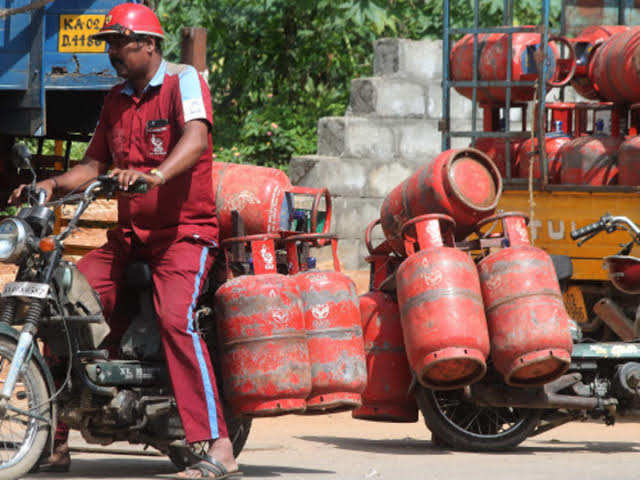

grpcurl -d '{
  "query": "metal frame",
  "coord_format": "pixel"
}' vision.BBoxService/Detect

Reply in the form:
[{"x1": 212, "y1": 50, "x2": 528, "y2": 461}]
[{"x1": 441, "y1": 0, "x2": 551, "y2": 184}]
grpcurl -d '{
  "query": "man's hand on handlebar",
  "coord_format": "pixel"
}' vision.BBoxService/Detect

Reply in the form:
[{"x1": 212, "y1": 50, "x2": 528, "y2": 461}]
[
  {"x1": 8, "y1": 178, "x2": 56, "y2": 205},
  {"x1": 109, "y1": 168, "x2": 162, "y2": 191}
]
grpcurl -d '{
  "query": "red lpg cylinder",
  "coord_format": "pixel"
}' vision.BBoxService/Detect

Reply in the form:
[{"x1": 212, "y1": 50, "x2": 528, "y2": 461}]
[
  {"x1": 364, "y1": 219, "x2": 403, "y2": 290},
  {"x1": 296, "y1": 270, "x2": 367, "y2": 412},
  {"x1": 215, "y1": 274, "x2": 311, "y2": 416},
  {"x1": 352, "y1": 291, "x2": 418, "y2": 422},
  {"x1": 588, "y1": 26, "x2": 640, "y2": 103},
  {"x1": 212, "y1": 162, "x2": 293, "y2": 239},
  {"x1": 515, "y1": 121, "x2": 572, "y2": 183},
  {"x1": 571, "y1": 25, "x2": 629, "y2": 99},
  {"x1": 380, "y1": 148, "x2": 502, "y2": 255},
  {"x1": 451, "y1": 31, "x2": 561, "y2": 104},
  {"x1": 396, "y1": 214, "x2": 490, "y2": 390},
  {"x1": 618, "y1": 136, "x2": 640, "y2": 186},
  {"x1": 559, "y1": 120, "x2": 621, "y2": 185},
  {"x1": 476, "y1": 213, "x2": 573, "y2": 387},
  {"x1": 474, "y1": 138, "x2": 524, "y2": 177}
]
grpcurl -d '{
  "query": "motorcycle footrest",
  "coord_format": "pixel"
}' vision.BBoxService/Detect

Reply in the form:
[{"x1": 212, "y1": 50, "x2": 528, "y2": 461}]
[{"x1": 77, "y1": 350, "x2": 109, "y2": 361}]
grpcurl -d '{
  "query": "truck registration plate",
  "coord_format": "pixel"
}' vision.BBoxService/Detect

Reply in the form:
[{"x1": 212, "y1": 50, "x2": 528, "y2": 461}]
[
  {"x1": 58, "y1": 15, "x2": 106, "y2": 53},
  {"x1": 2, "y1": 282, "x2": 49, "y2": 299}
]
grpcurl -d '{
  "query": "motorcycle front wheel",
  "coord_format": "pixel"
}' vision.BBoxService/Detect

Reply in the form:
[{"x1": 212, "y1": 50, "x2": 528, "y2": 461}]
[
  {"x1": 416, "y1": 386, "x2": 541, "y2": 451},
  {"x1": 0, "y1": 337, "x2": 51, "y2": 480}
]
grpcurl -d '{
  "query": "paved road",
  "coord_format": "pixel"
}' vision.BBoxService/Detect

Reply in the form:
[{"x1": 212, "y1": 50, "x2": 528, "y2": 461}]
[{"x1": 26, "y1": 413, "x2": 640, "y2": 480}]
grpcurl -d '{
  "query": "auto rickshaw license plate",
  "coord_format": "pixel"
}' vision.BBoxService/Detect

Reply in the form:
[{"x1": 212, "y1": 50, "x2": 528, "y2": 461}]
[
  {"x1": 58, "y1": 15, "x2": 106, "y2": 53},
  {"x1": 2, "y1": 282, "x2": 49, "y2": 299},
  {"x1": 563, "y1": 285, "x2": 589, "y2": 324}
]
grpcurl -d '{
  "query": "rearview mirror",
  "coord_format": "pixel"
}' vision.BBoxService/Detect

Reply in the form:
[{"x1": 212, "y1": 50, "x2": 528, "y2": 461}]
[{"x1": 10, "y1": 143, "x2": 32, "y2": 171}]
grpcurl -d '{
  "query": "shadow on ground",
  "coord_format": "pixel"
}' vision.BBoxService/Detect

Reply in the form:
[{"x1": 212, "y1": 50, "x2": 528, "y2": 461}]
[
  {"x1": 26, "y1": 456, "x2": 175, "y2": 479},
  {"x1": 240, "y1": 464, "x2": 334, "y2": 478},
  {"x1": 297, "y1": 436, "x2": 447, "y2": 455},
  {"x1": 298, "y1": 435, "x2": 640, "y2": 456},
  {"x1": 521, "y1": 439, "x2": 640, "y2": 454},
  {"x1": 25, "y1": 455, "x2": 333, "y2": 479}
]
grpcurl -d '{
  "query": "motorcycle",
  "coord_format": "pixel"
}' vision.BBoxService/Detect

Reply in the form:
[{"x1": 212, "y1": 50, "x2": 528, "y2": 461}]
[
  {"x1": 0, "y1": 145, "x2": 251, "y2": 479},
  {"x1": 414, "y1": 213, "x2": 640, "y2": 451}
]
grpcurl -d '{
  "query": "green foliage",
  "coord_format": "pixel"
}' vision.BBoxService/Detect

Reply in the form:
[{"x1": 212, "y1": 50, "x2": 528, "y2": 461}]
[
  {"x1": 19, "y1": 139, "x2": 87, "y2": 164},
  {"x1": 153, "y1": 0, "x2": 561, "y2": 171},
  {"x1": 0, "y1": 205, "x2": 19, "y2": 217}
]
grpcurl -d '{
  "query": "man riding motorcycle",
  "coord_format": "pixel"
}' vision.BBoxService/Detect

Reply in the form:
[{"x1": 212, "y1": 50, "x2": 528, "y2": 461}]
[{"x1": 10, "y1": 3, "x2": 239, "y2": 478}]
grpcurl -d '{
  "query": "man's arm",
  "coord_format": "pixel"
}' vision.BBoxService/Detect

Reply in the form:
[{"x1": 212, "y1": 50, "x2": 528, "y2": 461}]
[
  {"x1": 9, "y1": 156, "x2": 108, "y2": 204},
  {"x1": 53, "y1": 157, "x2": 110, "y2": 192},
  {"x1": 110, "y1": 119, "x2": 208, "y2": 190}
]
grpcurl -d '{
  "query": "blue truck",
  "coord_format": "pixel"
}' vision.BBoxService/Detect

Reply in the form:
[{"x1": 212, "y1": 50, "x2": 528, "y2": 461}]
[{"x1": 0, "y1": 0, "x2": 142, "y2": 201}]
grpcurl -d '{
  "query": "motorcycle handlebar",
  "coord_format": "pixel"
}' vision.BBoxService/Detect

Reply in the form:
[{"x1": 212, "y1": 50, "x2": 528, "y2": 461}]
[
  {"x1": 97, "y1": 175, "x2": 149, "y2": 194},
  {"x1": 570, "y1": 219, "x2": 607, "y2": 240}
]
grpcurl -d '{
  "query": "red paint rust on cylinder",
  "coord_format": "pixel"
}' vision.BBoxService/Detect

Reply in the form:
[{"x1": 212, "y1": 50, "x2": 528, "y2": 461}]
[
  {"x1": 212, "y1": 162, "x2": 292, "y2": 240},
  {"x1": 215, "y1": 274, "x2": 311, "y2": 416},
  {"x1": 451, "y1": 31, "x2": 556, "y2": 104},
  {"x1": 618, "y1": 136, "x2": 640, "y2": 186},
  {"x1": 515, "y1": 134, "x2": 571, "y2": 184},
  {"x1": 588, "y1": 26, "x2": 640, "y2": 103},
  {"x1": 396, "y1": 217, "x2": 490, "y2": 390},
  {"x1": 352, "y1": 291, "x2": 418, "y2": 423},
  {"x1": 571, "y1": 25, "x2": 629, "y2": 100},
  {"x1": 380, "y1": 148, "x2": 502, "y2": 255},
  {"x1": 559, "y1": 134, "x2": 621, "y2": 185},
  {"x1": 474, "y1": 138, "x2": 524, "y2": 178},
  {"x1": 296, "y1": 270, "x2": 367, "y2": 412},
  {"x1": 477, "y1": 216, "x2": 573, "y2": 387}
]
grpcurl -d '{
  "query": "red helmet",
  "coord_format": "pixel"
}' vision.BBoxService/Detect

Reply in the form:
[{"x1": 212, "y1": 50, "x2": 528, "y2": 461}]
[{"x1": 91, "y1": 3, "x2": 164, "y2": 40}]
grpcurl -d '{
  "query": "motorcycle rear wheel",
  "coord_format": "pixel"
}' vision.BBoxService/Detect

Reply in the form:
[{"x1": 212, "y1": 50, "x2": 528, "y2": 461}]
[
  {"x1": 416, "y1": 386, "x2": 541, "y2": 451},
  {"x1": 0, "y1": 337, "x2": 51, "y2": 480}
]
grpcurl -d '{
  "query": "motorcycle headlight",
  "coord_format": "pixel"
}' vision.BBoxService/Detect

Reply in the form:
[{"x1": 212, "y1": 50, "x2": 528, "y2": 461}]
[{"x1": 0, "y1": 219, "x2": 29, "y2": 263}]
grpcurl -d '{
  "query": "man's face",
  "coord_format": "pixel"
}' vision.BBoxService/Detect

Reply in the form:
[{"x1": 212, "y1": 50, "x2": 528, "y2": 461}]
[{"x1": 104, "y1": 34, "x2": 153, "y2": 79}]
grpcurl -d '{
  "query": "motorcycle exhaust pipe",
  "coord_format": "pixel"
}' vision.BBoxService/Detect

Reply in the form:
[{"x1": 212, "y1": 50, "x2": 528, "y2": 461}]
[
  {"x1": 593, "y1": 298, "x2": 636, "y2": 341},
  {"x1": 469, "y1": 374, "x2": 616, "y2": 410}
]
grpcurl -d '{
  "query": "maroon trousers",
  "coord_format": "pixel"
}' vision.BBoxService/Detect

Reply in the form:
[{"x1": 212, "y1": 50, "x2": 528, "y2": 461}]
[{"x1": 72, "y1": 231, "x2": 228, "y2": 443}]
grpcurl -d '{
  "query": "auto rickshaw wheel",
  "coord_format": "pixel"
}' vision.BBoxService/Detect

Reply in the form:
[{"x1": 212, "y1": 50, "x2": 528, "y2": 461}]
[{"x1": 416, "y1": 386, "x2": 541, "y2": 451}]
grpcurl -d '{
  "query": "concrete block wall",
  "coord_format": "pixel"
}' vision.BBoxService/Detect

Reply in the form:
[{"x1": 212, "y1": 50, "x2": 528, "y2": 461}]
[{"x1": 290, "y1": 38, "x2": 579, "y2": 269}]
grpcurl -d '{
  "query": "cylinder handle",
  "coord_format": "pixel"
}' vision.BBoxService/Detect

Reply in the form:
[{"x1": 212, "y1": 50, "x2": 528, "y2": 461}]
[
  {"x1": 400, "y1": 214, "x2": 456, "y2": 255},
  {"x1": 547, "y1": 35, "x2": 577, "y2": 88}
]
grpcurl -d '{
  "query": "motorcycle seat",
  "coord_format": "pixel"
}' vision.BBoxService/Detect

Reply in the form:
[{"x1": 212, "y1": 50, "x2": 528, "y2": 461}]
[
  {"x1": 550, "y1": 254, "x2": 573, "y2": 282},
  {"x1": 124, "y1": 262, "x2": 153, "y2": 289}
]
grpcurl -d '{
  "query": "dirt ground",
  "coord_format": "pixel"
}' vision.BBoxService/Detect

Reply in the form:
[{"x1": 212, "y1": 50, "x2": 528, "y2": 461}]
[{"x1": 25, "y1": 412, "x2": 640, "y2": 480}]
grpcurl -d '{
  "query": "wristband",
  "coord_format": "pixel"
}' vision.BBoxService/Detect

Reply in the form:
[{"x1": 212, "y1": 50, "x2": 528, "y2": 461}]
[
  {"x1": 149, "y1": 168, "x2": 166, "y2": 185},
  {"x1": 51, "y1": 177, "x2": 59, "y2": 191}
]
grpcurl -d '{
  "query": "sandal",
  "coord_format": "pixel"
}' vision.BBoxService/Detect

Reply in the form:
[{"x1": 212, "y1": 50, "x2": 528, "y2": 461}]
[
  {"x1": 31, "y1": 443, "x2": 71, "y2": 474},
  {"x1": 172, "y1": 455, "x2": 242, "y2": 479}
]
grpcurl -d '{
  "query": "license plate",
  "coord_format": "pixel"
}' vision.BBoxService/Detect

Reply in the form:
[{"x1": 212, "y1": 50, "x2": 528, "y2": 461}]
[
  {"x1": 2, "y1": 282, "x2": 49, "y2": 299},
  {"x1": 58, "y1": 15, "x2": 106, "y2": 53}
]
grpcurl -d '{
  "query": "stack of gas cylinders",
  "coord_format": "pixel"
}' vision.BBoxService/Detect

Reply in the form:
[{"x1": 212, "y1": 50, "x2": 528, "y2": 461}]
[
  {"x1": 211, "y1": 162, "x2": 368, "y2": 417},
  {"x1": 450, "y1": 25, "x2": 640, "y2": 186},
  {"x1": 352, "y1": 148, "x2": 573, "y2": 425}
]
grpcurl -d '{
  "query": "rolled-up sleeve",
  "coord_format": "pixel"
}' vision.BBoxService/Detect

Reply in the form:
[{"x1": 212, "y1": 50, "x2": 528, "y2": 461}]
[{"x1": 177, "y1": 66, "x2": 213, "y2": 128}]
